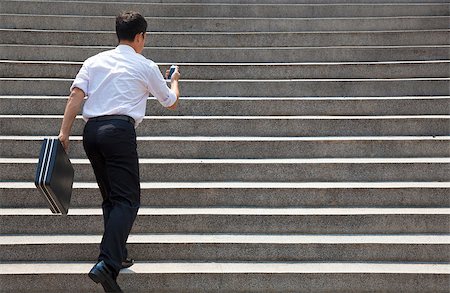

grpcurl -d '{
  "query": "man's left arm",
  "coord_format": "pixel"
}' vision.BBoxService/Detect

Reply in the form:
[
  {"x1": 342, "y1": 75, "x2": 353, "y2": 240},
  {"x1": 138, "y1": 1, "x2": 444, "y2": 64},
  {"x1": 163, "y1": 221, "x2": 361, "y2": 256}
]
[{"x1": 58, "y1": 87, "x2": 85, "y2": 151}]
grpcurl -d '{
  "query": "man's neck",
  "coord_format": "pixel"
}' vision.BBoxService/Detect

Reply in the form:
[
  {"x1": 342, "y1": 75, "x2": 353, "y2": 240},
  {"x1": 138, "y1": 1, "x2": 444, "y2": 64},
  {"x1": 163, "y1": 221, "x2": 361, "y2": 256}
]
[{"x1": 118, "y1": 41, "x2": 138, "y2": 53}]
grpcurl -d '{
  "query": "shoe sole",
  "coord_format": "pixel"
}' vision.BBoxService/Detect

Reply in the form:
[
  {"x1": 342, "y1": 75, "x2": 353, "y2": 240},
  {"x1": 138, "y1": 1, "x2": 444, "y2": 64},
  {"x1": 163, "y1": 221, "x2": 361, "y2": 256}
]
[
  {"x1": 88, "y1": 267, "x2": 112, "y2": 285},
  {"x1": 89, "y1": 269, "x2": 122, "y2": 292},
  {"x1": 88, "y1": 270, "x2": 103, "y2": 284}
]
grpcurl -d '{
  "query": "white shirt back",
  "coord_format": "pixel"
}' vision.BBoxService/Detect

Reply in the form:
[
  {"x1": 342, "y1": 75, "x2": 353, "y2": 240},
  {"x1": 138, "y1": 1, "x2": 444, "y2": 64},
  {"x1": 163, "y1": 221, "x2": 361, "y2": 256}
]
[{"x1": 71, "y1": 44, "x2": 177, "y2": 127}]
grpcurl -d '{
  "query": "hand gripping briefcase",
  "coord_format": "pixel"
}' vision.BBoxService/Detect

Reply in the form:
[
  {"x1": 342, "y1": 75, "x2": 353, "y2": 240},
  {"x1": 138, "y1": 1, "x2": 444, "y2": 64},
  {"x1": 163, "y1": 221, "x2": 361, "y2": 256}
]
[{"x1": 35, "y1": 138, "x2": 74, "y2": 215}]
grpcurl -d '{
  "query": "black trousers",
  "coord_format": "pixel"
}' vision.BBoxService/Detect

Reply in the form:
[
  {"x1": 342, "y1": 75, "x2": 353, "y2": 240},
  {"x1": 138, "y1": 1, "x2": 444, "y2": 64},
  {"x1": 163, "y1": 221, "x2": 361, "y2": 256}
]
[{"x1": 83, "y1": 118, "x2": 140, "y2": 275}]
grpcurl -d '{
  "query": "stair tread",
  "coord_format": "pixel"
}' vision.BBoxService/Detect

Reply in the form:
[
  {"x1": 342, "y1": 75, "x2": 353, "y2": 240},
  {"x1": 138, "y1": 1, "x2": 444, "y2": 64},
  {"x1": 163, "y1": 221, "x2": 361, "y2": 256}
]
[
  {"x1": 3, "y1": 60, "x2": 449, "y2": 65},
  {"x1": 3, "y1": 77, "x2": 450, "y2": 81},
  {"x1": 2, "y1": 157, "x2": 450, "y2": 164},
  {"x1": 2, "y1": 95, "x2": 449, "y2": 99},
  {"x1": 2, "y1": 114, "x2": 450, "y2": 118},
  {"x1": 1, "y1": 135, "x2": 450, "y2": 141},
  {"x1": 1, "y1": 207, "x2": 449, "y2": 216},
  {"x1": 1, "y1": 234, "x2": 449, "y2": 244},
  {"x1": 2, "y1": 181, "x2": 450, "y2": 189},
  {"x1": 1, "y1": 261, "x2": 449, "y2": 274}
]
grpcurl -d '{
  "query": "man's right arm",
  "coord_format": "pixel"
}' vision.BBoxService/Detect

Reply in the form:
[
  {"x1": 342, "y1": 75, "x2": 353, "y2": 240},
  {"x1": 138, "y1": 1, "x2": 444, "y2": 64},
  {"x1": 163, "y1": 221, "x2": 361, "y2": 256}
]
[{"x1": 147, "y1": 63, "x2": 181, "y2": 110}]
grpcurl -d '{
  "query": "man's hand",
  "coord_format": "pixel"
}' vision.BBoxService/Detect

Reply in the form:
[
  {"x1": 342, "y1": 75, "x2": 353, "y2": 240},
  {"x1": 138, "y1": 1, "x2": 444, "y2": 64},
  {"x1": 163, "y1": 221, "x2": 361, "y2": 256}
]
[
  {"x1": 165, "y1": 65, "x2": 180, "y2": 81},
  {"x1": 166, "y1": 65, "x2": 180, "y2": 110},
  {"x1": 58, "y1": 132, "x2": 70, "y2": 151},
  {"x1": 59, "y1": 87, "x2": 85, "y2": 151}
]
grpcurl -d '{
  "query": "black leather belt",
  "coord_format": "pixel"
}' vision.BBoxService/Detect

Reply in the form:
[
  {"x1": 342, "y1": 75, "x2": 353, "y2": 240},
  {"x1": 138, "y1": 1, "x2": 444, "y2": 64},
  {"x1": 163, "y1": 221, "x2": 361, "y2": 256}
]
[{"x1": 89, "y1": 115, "x2": 135, "y2": 125}]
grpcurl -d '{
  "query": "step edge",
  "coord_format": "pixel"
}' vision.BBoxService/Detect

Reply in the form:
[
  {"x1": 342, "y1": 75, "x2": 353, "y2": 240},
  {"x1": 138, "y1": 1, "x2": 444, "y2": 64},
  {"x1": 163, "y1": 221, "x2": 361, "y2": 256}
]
[
  {"x1": 3, "y1": 181, "x2": 450, "y2": 189},
  {"x1": 1, "y1": 262, "x2": 449, "y2": 274},
  {"x1": 1, "y1": 207, "x2": 450, "y2": 216},
  {"x1": 1, "y1": 233, "x2": 449, "y2": 245}
]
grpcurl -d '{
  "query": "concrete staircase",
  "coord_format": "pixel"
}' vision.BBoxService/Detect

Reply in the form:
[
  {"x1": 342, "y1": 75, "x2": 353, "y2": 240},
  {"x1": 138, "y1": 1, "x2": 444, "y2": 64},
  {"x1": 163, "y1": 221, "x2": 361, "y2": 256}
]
[{"x1": 0, "y1": 0, "x2": 449, "y2": 292}]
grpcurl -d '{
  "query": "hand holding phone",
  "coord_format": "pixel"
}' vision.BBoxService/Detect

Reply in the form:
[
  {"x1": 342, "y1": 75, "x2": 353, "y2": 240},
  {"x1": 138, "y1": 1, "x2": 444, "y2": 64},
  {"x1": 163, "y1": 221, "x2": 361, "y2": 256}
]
[{"x1": 166, "y1": 65, "x2": 180, "y2": 81}]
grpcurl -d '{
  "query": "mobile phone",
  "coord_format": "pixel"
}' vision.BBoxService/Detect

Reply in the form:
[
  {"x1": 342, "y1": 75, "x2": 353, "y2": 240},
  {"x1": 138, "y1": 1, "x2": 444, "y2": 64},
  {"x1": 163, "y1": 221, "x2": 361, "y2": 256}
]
[{"x1": 167, "y1": 65, "x2": 176, "y2": 79}]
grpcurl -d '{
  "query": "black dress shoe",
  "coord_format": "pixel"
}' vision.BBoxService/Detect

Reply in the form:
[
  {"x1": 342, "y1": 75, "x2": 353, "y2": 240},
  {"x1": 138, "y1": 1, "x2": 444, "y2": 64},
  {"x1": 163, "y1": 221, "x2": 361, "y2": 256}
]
[
  {"x1": 88, "y1": 261, "x2": 123, "y2": 293},
  {"x1": 121, "y1": 258, "x2": 134, "y2": 269}
]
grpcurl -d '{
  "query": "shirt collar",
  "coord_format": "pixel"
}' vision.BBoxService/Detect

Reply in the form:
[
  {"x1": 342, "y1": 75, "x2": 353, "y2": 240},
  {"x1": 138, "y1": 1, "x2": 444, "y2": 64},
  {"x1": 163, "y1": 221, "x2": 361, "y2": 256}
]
[{"x1": 116, "y1": 44, "x2": 137, "y2": 54}]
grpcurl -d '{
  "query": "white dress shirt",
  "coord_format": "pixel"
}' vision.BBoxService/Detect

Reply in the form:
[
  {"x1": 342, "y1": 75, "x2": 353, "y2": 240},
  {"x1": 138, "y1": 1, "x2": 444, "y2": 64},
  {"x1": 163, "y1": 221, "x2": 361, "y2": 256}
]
[{"x1": 71, "y1": 44, "x2": 177, "y2": 127}]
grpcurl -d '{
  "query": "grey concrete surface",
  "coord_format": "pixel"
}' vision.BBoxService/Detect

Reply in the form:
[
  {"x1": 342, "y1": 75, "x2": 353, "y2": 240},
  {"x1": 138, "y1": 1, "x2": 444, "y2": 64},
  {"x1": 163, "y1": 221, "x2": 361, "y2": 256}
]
[
  {"x1": 1, "y1": 269, "x2": 449, "y2": 292},
  {"x1": 22, "y1": 0, "x2": 450, "y2": 3},
  {"x1": 2, "y1": 60, "x2": 449, "y2": 79},
  {"x1": 1, "y1": 183, "x2": 449, "y2": 208},
  {"x1": 1, "y1": 96, "x2": 450, "y2": 116},
  {"x1": 2, "y1": 14, "x2": 448, "y2": 32},
  {"x1": 1, "y1": 78, "x2": 449, "y2": 97},
  {"x1": 1, "y1": 211, "x2": 449, "y2": 234},
  {"x1": 2, "y1": 241, "x2": 449, "y2": 262},
  {"x1": 0, "y1": 273, "x2": 450, "y2": 293},
  {"x1": 2, "y1": 44, "x2": 448, "y2": 62},
  {"x1": 24, "y1": 0, "x2": 450, "y2": 2},
  {"x1": 2, "y1": 2, "x2": 449, "y2": 17},
  {"x1": 2, "y1": 137, "x2": 450, "y2": 159},
  {"x1": 2, "y1": 29, "x2": 449, "y2": 47},
  {"x1": 1, "y1": 115, "x2": 449, "y2": 136},
  {"x1": 1, "y1": 158, "x2": 449, "y2": 182}
]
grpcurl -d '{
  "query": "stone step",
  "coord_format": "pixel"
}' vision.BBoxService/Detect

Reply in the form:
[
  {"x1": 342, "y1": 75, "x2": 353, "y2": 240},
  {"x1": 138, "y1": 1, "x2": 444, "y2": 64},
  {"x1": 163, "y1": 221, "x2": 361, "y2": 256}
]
[
  {"x1": 2, "y1": 182, "x2": 449, "y2": 208},
  {"x1": 2, "y1": 61, "x2": 449, "y2": 79},
  {"x1": 2, "y1": 29, "x2": 449, "y2": 47},
  {"x1": 23, "y1": 0, "x2": 450, "y2": 3},
  {"x1": 2, "y1": 78, "x2": 449, "y2": 97},
  {"x1": 1, "y1": 157, "x2": 449, "y2": 182},
  {"x1": 1, "y1": 261, "x2": 448, "y2": 292},
  {"x1": 2, "y1": 14, "x2": 448, "y2": 32},
  {"x1": 2, "y1": 44, "x2": 448, "y2": 62},
  {"x1": 1, "y1": 234, "x2": 449, "y2": 262},
  {"x1": 2, "y1": 136, "x2": 450, "y2": 159},
  {"x1": 2, "y1": 96, "x2": 450, "y2": 116},
  {"x1": 1, "y1": 207, "x2": 449, "y2": 234},
  {"x1": 2, "y1": 1, "x2": 448, "y2": 17},
  {"x1": 1, "y1": 115, "x2": 449, "y2": 136},
  {"x1": 14, "y1": 0, "x2": 450, "y2": 3}
]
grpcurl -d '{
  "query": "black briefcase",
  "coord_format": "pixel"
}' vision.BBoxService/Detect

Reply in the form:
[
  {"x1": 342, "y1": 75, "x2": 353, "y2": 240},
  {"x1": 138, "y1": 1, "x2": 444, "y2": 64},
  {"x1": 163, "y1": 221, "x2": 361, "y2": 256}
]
[{"x1": 35, "y1": 138, "x2": 74, "y2": 215}]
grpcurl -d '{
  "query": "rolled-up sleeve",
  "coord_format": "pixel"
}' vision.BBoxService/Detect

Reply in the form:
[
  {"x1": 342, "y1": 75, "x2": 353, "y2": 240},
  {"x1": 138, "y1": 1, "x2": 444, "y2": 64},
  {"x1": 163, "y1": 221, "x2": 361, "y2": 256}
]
[
  {"x1": 70, "y1": 61, "x2": 89, "y2": 94},
  {"x1": 147, "y1": 63, "x2": 177, "y2": 107}
]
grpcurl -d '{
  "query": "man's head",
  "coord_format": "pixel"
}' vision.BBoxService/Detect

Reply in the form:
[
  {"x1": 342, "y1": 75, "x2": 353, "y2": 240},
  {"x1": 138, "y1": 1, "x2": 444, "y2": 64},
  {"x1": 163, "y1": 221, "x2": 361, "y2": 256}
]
[{"x1": 116, "y1": 11, "x2": 148, "y2": 53}]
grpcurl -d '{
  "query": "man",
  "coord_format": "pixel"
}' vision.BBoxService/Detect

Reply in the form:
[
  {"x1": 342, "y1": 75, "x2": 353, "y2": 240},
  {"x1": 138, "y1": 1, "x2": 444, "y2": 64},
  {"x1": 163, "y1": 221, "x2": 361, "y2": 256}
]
[{"x1": 58, "y1": 11, "x2": 180, "y2": 292}]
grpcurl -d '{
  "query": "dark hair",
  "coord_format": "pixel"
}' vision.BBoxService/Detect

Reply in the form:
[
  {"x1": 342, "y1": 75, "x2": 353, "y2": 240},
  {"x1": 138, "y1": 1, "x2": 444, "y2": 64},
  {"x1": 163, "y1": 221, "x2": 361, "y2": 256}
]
[{"x1": 115, "y1": 11, "x2": 147, "y2": 42}]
